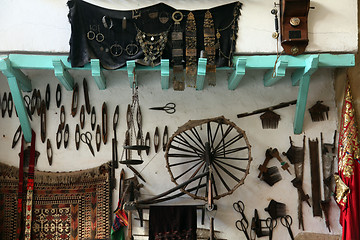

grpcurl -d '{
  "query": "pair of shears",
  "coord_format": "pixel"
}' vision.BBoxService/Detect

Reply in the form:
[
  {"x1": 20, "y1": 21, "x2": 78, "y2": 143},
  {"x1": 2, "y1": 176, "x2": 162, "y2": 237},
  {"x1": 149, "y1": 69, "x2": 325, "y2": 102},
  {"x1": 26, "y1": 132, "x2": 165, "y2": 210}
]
[
  {"x1": 149, "y1": 102, "x2": 176, "y2": 114},
  {"x1": 81, "y1": 131, "x2": 95, "y2": 156},
  {"x1": 233, "y1": 200, "x2": 248, "y2": 225}
]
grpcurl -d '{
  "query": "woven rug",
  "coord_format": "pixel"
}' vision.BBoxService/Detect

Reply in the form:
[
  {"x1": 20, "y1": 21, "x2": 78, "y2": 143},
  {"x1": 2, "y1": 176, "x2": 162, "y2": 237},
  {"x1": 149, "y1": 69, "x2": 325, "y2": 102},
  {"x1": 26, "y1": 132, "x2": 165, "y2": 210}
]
[{"x1": 0, "y1": 162, "x2": 111, "y2": 240}]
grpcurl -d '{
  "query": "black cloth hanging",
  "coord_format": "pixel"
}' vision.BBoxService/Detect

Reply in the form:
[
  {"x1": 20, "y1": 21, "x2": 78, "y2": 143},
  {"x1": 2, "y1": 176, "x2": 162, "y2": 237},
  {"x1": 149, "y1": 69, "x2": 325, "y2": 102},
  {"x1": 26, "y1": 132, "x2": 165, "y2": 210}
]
[
  {"x1": 149, "y1": 205, "x2": 197, "y2": 240},
  {"x1": 67, "y1": 0, "x2": 241, "y2": 69}
]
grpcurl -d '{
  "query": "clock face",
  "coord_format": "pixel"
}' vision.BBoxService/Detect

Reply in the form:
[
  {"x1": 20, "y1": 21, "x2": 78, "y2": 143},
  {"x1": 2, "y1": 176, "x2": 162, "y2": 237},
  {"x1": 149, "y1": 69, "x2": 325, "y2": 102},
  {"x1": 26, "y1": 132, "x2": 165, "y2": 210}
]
[{"x1": 290, "y1": 17, "x2": 301, "y2": 27}]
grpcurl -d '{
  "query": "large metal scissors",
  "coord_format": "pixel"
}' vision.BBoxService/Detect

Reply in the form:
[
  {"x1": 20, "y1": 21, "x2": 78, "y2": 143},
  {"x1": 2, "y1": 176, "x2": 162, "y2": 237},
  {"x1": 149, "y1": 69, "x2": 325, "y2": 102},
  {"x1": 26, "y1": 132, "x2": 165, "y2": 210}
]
[
  {"x1": 280, "y1": 215, "x2": 294, "y2": 240},
  {"x1": 81, "y1": 131, "x2": 95, "y2": 156},
  {"x1": 23, "y1": 95, "x2": 33, "y2": 121},
  {"x1": 149, "y1": 102, "x2": 176, "y2": 114},
  {"x1": 235, "y1": 218, "x2": 250, "y2": 240},
  {"x1": 233, "y1": 200, "x2": 248, "y2": 225},
  {"x1": 266, "y1": 217, "x2": 277, "y2": 240}
]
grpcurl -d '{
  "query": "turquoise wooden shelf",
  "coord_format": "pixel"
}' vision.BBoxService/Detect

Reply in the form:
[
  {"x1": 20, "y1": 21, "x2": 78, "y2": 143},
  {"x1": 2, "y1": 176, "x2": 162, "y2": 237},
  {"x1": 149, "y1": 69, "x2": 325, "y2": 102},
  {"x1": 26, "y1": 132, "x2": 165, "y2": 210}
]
[{"x1": 0, "y1": 53, "x2": 355, "y2": 142}]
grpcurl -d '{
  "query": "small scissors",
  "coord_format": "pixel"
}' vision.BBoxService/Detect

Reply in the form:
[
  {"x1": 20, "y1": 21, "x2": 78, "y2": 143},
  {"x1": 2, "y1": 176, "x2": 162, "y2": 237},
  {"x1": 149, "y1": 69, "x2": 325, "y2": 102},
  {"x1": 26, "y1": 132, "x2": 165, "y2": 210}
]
[
  {"x1": 23, "y1": 95, "x2": 33, "y2": 121},
  {"x1": 235, "y1": 218, "x2": 250, "y2": 240},
  {"x1": 149, "y1": 102, "x2": 176, "y2": 114},
  {"x1": 81, "y1": 131, "x2": 95, "y2": 156},
  {"x1": 280, "y1": 215, "x2": 294, "y2": 240},
  {"x1": 233, "y1": 200, "x2": 248, "y2": 225}
]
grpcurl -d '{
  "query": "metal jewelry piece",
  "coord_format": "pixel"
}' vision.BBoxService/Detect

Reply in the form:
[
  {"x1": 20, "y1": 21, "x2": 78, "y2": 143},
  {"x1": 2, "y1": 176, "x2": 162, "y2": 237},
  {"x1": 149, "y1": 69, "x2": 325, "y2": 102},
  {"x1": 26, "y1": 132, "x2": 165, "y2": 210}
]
[
  {"x1": 96, "y1": 124, "x2": 101, "y2": 152},
  {"x1": 45, "y1": 83, "x2": 50, "y2": 110},
  {"x1": 8, "y1": 92, "x2": 13, "y2": 118},
  {"x1": 80, "y1": 105, "x2": 85, "y2": 129},
  {"x1": 40, "y1": 100, "x2": 46, "y2": 143},
  {"x1": 159, "y1": 11, "x2": 169, "y2": 24},
  {"x1": 87, "y1": 31, "x2": 95, "y2": 40},
  {"x1": 56, "y1": 84, "x2": 61, "y2": 108},
  {"x1": 96, "y1": 33, "x2": 105, "y2": 43},
  {"x1": 163, "y1": 126, "x2": 168, "y2": 152},
  {"x1": 154, "y1": 127, "x2": 159, "y2": 153},
  {"x1": 102, "y1": 102, "x2": 108, "y2": 144},
  {"x1": 83, "y1": 78, "x2": 91, "y2": 114},
  {"x1": 47, "y1": 139, "x2": 53, "y2": 166},
  {"x1": 91, "y1": 106, "x2": 96, "y2": 131},
  {"x1": 185, "y1": 12, "x2": 197, "y2": 87},
  {"x1": 75, "y1": 124, "x2": 80, "y2": 150},
  {"x1": 172, "y1": 11, "x2": 185, "y2": 91},
  {"x1": 56, "y1": 124, "x2": 62, "y2": 149},
  {"x1": 64, "y1": 124, "x2": 69, "y2": 149},
  {"x1": 12, "y1": 125, "x2": 22, "y2": 149},
  {"x1": 71, "y1": 83, "x2": 79, "y2": 117},
  {"x1": 125, "y1": 43, "x2": 139, "y2": 56},
  {"x1": 1, "y1": 92, "x2": 7, "y2": 118},
  {"x1": 110, "y1": 44, "x2": 123, "y2": 57},
  {"x1": 59, "y1": 105, "x2": 65, "y2": 130}
]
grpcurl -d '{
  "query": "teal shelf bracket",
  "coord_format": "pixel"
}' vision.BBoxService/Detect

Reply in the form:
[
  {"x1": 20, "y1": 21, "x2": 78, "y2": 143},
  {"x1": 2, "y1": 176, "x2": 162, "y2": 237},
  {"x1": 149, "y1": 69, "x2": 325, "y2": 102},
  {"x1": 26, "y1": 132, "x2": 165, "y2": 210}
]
[
  {"x1": 91, "y1": 59, "x2": 106, "y2": 90},
  {"x1": 293, "y1": 55, "x2": 319, "y2": 134},
  {"x1": 291, "y1": 55, "x2": 319, "y2": 86},
  {"x1": 127, "y1": 60, "x2": 136, "y2": 88},
  {"x1": 0, "y1": 57, "x2": 32, "y2": 92},
  {"x1": 196, "y1": 58, "x2": 207, "y2": 90},
  {"x1": 0, "y1": 56, "x2": 32, "y2": 142},
  {"x1": 263, "y1": 60, "x2": 288, "y2": 87},
  {"x1": 52, "y1": 59, "x2": 74, "y2": 91},
  {"x1": 228, "y1": 58, "x2": 247, "y2": 90},
  {"x1": 161, "y1": 59, "x2": 170, "y2": 90}
]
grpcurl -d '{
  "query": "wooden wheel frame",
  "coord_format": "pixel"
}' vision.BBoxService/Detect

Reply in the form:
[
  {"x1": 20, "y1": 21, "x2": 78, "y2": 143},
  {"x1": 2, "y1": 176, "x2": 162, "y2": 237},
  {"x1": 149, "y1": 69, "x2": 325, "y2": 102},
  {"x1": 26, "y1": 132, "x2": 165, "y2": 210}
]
[{"x1": 165, "y1": 116, "x2": 252, "y2": 201}]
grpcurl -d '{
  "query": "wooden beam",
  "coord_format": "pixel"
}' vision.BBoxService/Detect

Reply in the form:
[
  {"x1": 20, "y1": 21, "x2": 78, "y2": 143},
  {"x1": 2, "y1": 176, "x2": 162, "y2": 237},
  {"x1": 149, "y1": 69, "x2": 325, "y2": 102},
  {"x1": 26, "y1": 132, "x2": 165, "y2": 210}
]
[
  {"x1": 228, "y1": 58, "x2": 246, "y2": 90},
  {"x1": 8, "y1": 76, "x2": 32, "y2": 142},
  {"x1": 292, "y1": 55, "x2": 319, "y2": 86},
  {"x1": 0, "y1": 57, "x2": 32, "y2": 92},
  {"x1": 161, "y1": 59, "x2": 170, "y2": 90},
  {"x1": 91, "y1": 59, "x2": 106, "y2": 90},
  {"x1": 196, "y1": 58, "x2": 207, "y2": 90},
  {"x1": 263, "y1": 60, "x2": 288, "y2": 87},
  {"x1": 127, "y1": 60, "x2": 136, "y2": 88},
  {"x1": 293, "y1": 75, "x2": 311, "y2": 134},
  {"x1": 52, "y1": 59, "x2": 74, "y2": 91}
]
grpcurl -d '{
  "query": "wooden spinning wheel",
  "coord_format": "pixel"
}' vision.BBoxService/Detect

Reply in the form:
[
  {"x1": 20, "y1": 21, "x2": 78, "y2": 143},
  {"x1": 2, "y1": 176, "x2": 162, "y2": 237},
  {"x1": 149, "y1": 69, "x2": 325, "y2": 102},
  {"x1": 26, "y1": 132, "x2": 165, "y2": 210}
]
[{"x1": 165, "y1": 116, "x2": 252, "y2": 201}]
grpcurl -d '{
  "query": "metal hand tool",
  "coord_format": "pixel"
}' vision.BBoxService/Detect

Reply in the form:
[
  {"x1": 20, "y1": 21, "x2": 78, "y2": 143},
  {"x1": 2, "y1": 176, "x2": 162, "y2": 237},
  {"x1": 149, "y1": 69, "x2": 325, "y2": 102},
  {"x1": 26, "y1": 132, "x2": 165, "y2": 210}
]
[
  {"x1": 81, "y1": 131, "x2": 95, "y2": 156},
  {"x1": 281, "y1": 215, "x2": 294, "y2": 240},
  {"x1": 233, "y1": 200, "x2": 248, "y2": 225},
  {"x1": 235, "y1": 218, "x2": 250, "y2": 240},
  {"x1": 149, "y1": 102, "x2": 176, "y2": 114}
]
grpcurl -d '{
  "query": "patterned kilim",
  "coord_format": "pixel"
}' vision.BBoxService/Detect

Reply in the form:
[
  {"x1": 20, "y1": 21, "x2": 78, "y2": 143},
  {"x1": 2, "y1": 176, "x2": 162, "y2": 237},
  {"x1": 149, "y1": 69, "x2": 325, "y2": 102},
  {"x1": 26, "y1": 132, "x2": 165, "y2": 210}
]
[{"x1": 0, "y1": 162, "x2": 111, "y2": 240}]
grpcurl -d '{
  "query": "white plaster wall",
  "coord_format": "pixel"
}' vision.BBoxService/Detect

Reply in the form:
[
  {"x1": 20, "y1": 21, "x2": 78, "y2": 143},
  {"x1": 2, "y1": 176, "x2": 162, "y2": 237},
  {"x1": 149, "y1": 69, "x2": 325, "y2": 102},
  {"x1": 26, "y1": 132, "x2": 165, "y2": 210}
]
[
  {"x1": 0, "y1": 68, "x2": 342, "y2": 239},
  {"x1": 0, "y1": 0, "x2": 357, "y2": 53}
]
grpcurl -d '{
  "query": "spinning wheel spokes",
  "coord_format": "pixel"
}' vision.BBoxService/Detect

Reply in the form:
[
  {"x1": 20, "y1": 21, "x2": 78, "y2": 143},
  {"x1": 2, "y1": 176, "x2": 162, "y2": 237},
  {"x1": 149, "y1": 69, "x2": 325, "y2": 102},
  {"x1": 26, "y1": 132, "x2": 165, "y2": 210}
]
[{"x1": 165, "y1": 116, "x2": 252, "y2": 201}]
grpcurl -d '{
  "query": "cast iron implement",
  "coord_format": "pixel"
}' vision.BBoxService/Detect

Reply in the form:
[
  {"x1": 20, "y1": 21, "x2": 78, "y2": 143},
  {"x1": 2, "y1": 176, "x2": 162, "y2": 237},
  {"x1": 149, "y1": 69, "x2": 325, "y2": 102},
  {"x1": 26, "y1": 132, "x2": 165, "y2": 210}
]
[
  {"x1": 56, "y1": 124, "x2": 62, "y2": 149},
  {"x1": 91, "y1": 106, "x2": 96, "y2": 131},
  {"x1": 64, "y1": 124, "x2": 69, "y2": 149},
  {"x1": 45, "y1": 83, "x2": 50, "y2": 110},
  {"x1": 75, "y1": 124, "x2": 80, "y2": 150},
  {"x1": 80, "y1": 105, "x2": 85, "y2": 129},
  {"x1": 149, "y1": 102, "x2": 176, "y2": 114},
  {"x1": 40, "y1": 100, "x2": 46, "y2": 143},
  {"x1": 8, "y1": 92, "x2": 13, "y2": 118},
  {"x1": 46, "y1": 139, "x2": 53, "y2": 166},
  {"x1": 320, "y1": 131, "x2": 336, "y2": 232},
  {"x1": 251, "y1": 209, "x2": 269, "y2": 238},
  {"x1": 265, "y1": 199, "x2": 286, "y2": 219},
  {"x1": 308, "y1": 101, "x2": 329, "y2": 122},
  {"x1": 71, "y1": 82, "x2": 79, "y2": 117},
  {"x1": 283, "y1": 136, "x2": 309, "y2": 230},
  {"x1": 56, "y1": 84, "x2": 61, "y2": 108},
  {"x1": 12, "y1": 125, "x2": 22, "y2": 149},
  {"x1": 309, "y1": 138, "x2": 322, "y2": 217},
  {"x1": 102, "y1": 102, "x2": 108, "y2": 144},
  {"x1": 83, "y1": 78, "x2": 91, "y2": 114},
  {"x1": 2, "y1": 92, "x2": 7, "y2": 118},
  {"x1": 96, "y1": 124, "x2": 101, "y2": 152},
  {"x1": 237, "y1": 100, "x2": 297, "y2": 118}
]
